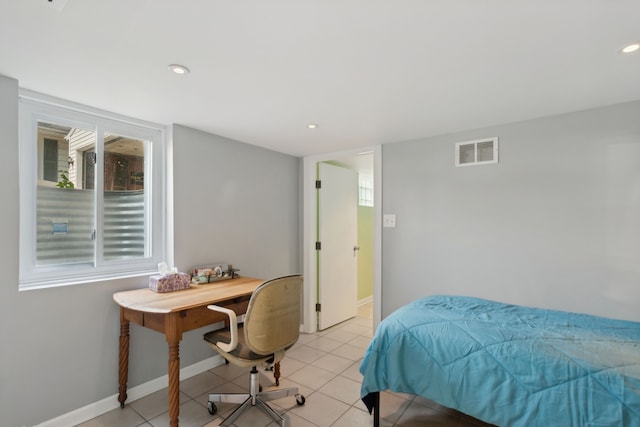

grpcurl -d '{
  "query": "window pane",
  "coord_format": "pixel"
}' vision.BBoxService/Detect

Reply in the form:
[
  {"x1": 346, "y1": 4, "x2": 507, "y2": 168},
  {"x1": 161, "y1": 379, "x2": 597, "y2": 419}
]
[
  {"x1": 36, "y1": 122, "x2": 96, "y2": 265},
  {"x1": 103, "y1": 134, "x2": 146, "y2": 261},
  {"x1": 359, "y1": 175, "x2": 374, "y2": 207},
  {"x1": 42, "y1": 138, "x2": 58, "y2": 182}
]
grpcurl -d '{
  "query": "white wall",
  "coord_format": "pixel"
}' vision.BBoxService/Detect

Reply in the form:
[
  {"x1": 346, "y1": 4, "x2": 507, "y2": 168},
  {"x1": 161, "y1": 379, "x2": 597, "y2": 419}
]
[
  {"x1": 0, "y1": 75, "x2": 301, "y2": 427},
  {"x1": 382, "y1": 100, "x2": 640, "y2": 322}
]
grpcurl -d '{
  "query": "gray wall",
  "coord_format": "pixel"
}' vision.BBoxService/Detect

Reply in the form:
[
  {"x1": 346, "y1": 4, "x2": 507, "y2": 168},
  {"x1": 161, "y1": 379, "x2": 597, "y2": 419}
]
[
  {"x1": 382, "y1": 100, "x2": 640, "y2": 322},
  {"x1": 170, "y1": 124, "x2": 301, "y2": 365},
  {"x1": 3, "y1": 68, "x2": 640, "y2": 425},
  {"x1": 0, "y1": 75, "x2": 300, "y2": 427},
  {"x1": 172, "y1": 124, "x2": 300, "y2": 279}
]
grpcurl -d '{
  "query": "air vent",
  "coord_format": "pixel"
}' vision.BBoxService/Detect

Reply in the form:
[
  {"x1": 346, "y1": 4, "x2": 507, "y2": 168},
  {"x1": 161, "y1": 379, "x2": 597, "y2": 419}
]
[{"x1": 455, "y1": 137, "x2": 498, "y2": 167}]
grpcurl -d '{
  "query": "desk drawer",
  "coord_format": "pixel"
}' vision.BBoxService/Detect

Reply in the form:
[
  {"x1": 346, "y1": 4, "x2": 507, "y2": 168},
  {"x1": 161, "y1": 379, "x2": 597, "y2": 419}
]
[
  {"x1": 134, "y1": 297, "x2": 252, "y2": 334},
  {"x1": 181, "y1": 298, "x2": 251, "y2": 332}
]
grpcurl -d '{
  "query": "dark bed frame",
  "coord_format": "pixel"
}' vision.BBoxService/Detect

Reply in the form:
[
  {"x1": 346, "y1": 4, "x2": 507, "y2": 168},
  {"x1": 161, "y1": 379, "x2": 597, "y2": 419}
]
[{"x1": 363, "y1": 391, "x2": 380, "y2": 427}]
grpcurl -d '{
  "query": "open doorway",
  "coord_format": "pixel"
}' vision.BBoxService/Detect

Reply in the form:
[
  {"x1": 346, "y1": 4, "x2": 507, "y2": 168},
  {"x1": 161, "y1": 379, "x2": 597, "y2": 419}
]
[{"x1": 302, "y1": 146, "x2": 382, "y2": 333}]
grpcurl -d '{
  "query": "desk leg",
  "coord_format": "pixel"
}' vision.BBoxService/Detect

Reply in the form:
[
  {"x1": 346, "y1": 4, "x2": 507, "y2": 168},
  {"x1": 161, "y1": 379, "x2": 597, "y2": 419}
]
[
  {"x1": 118, "y1": 308, "x2": 130, "y2": 408},
  {"x1": 167, "y1": 313, "x2": 182, "y2": 427}
]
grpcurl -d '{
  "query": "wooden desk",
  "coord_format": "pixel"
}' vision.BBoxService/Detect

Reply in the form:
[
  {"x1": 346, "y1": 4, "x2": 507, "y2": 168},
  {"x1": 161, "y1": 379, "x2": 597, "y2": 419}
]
[{"x1": 113, "y1": 276, "x2": 264, "y2": 427}]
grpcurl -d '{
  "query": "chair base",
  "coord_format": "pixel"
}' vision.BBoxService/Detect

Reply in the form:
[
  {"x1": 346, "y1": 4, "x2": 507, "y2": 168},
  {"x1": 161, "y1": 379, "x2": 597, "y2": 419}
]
[{"x1": 208, "y1": 366, "x2": 304, "y2": 427}]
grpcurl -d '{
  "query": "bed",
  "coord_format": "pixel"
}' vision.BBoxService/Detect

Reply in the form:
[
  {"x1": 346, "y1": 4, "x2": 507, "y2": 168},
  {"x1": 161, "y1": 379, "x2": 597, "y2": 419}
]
[{"x1": 360, "y1": 295, "x2": 640, "y2": 426}]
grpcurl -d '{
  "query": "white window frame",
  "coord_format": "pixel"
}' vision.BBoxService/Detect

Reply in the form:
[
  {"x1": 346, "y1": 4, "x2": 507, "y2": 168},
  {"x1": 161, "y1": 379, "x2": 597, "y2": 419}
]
[{"x1": 19, "y1": 90, "x2": 168, "y2": 290}]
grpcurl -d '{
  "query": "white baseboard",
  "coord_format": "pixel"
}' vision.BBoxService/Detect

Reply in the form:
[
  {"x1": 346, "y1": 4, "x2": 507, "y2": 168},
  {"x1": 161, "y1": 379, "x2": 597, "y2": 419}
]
[
  {"x1": 358, "y1": 295, "x2": 373, "y2": 306},
  {"x1": 35, "y1": 355, "x2": 225, "y2": 427}
]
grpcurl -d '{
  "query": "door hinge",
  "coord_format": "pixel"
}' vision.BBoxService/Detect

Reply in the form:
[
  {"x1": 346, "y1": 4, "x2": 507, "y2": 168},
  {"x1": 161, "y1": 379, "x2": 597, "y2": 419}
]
[
  {"x1": 315, "y1": 180, "x2": 321, "y2": 189},
  {"x1": 315, "y1": 303, "x2": 321, "y2": 312},
  {"x1": 315, "y1": 241, "x2": 321, "y2": 250}
]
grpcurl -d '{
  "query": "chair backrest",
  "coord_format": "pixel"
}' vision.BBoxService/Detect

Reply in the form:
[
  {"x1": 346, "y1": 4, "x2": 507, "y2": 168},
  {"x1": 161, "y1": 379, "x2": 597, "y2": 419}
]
[{"x1": 243, "y1": 275, "x2": 303, "y2": 355}]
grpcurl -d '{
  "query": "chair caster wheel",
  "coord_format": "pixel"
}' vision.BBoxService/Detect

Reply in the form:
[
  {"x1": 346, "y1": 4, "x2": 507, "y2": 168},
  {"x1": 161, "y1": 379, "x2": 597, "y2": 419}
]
[
  {"x1": 295, "y1": 394, "x2": 306, "y2": 406},
  {"x1": 208, "y1": 401, "x2": 217, "y2": 415}
]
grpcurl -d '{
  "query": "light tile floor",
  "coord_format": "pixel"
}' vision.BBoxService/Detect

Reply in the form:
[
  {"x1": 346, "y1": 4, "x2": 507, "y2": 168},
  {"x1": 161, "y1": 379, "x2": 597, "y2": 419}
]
[{"x1": 77, "y1": 303, "x2": 493, "y2": 427}]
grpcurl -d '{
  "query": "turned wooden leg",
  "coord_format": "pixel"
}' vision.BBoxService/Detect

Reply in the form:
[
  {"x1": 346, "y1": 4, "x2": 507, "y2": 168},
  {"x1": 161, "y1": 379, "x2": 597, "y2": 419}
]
[
  {"x1": 168, "y1": 341, "x2": 180, "y2": 427},
  {"x1": 118, "y1": 308, "x2": 130, "y2": 408},
  {"x1": 273, "y1": 361, "x2": 281, "y2": 386},
  {"x1": 167, "y1": 313, "x2": 182, "y2": 427}
]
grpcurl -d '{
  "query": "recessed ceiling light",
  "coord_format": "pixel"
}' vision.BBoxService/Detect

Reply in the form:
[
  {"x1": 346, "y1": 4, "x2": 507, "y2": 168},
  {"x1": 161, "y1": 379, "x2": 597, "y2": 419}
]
[
  {"x1": 307, "y1": 124, "x2": 318, "y2": 129},
  {"x1": 619, "y1": 42, "x2": 640, "y2": 54},
  {"x1": 168, "y1": 64, "x2": 190, "y2": 75}
]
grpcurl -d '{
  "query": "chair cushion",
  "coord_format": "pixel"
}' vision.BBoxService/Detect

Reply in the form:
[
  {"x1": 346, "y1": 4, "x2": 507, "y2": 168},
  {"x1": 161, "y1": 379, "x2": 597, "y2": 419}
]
[{"x1": 204, "y1": 325, "x2": 275, "y2": 363}]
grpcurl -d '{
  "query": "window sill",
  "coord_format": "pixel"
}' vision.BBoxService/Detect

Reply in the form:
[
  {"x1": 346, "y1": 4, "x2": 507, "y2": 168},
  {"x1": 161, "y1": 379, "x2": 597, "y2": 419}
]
[{"x1": 19, "y1": 267, "x2": 157, "y2": 291}]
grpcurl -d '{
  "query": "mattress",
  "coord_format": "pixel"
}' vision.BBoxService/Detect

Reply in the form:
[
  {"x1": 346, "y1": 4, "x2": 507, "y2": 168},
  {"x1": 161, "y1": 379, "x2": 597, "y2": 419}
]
[{"x1": 360, "y1": 295, "x2": 640, "y2": 426}]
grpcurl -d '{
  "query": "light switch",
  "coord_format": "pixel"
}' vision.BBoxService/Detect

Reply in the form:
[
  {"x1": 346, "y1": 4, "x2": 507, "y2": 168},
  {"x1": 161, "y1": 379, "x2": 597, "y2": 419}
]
[{"x1": 383, "y1": 214, "x2": 396, "y2": 228}]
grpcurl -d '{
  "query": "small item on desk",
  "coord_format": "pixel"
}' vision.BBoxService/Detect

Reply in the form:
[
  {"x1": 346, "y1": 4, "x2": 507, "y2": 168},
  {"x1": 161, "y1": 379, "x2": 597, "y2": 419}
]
[
  {"x1": 191, "y1": 262, "x2": 240, "y2": 284},
  {"x1": 149, "y1": 262, "x2": 191, "y2": 292}
]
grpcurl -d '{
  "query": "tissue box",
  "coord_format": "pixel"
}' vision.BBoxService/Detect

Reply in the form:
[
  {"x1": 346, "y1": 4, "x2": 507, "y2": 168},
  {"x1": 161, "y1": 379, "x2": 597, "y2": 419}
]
[{"x1": 149, "y1": 272, "x2": 191, "y2": 293}]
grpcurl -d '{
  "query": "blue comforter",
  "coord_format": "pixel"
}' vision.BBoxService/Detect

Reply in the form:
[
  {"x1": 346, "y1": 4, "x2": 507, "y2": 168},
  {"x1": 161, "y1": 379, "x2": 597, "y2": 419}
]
[{"x1": 360, "y1": 295, "x2": 640, "y2": 426}]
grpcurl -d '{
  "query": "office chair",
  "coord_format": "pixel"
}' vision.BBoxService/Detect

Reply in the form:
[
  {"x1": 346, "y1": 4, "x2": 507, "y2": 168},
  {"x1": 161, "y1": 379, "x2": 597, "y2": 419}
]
[{"x1": 203, "y1": 275, "x2": 305, "y2": 426}]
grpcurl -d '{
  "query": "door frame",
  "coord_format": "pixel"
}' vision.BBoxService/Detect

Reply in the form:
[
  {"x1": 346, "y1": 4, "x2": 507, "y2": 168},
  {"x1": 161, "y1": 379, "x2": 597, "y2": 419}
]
[{"x1": 302, "y1": 145, "x2": 382, "y2": 333}]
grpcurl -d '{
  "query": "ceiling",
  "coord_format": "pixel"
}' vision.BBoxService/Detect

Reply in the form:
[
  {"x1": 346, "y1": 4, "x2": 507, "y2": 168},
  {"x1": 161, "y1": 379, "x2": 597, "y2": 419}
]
[{"x1": 1, "y1": 1, "x2": 639, "y2": 158}]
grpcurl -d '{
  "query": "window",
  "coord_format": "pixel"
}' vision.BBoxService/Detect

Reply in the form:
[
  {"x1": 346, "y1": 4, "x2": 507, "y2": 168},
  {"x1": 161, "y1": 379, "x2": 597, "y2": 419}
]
[
  {"x1": 359, "y1": 175, "x2": 374, "y2": 207},
  {"x1": 19, "y1": 91, "x2": 168, "y2": 290},
  {"x1": 42, "y1": 138, "x2": 59, "y2": 182}
]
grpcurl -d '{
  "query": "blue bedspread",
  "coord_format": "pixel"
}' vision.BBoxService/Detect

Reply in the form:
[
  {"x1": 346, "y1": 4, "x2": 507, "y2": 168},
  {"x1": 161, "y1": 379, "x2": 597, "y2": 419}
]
[{"x1": 360, "y1": 295, "x2": 640, "y2": 426}]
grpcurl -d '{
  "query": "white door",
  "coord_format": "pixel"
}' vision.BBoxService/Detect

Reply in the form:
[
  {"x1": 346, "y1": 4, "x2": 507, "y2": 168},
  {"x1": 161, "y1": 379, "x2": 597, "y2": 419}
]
[{"x1": 317, "y1": 162, "x2": 358, "y2": 330}]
